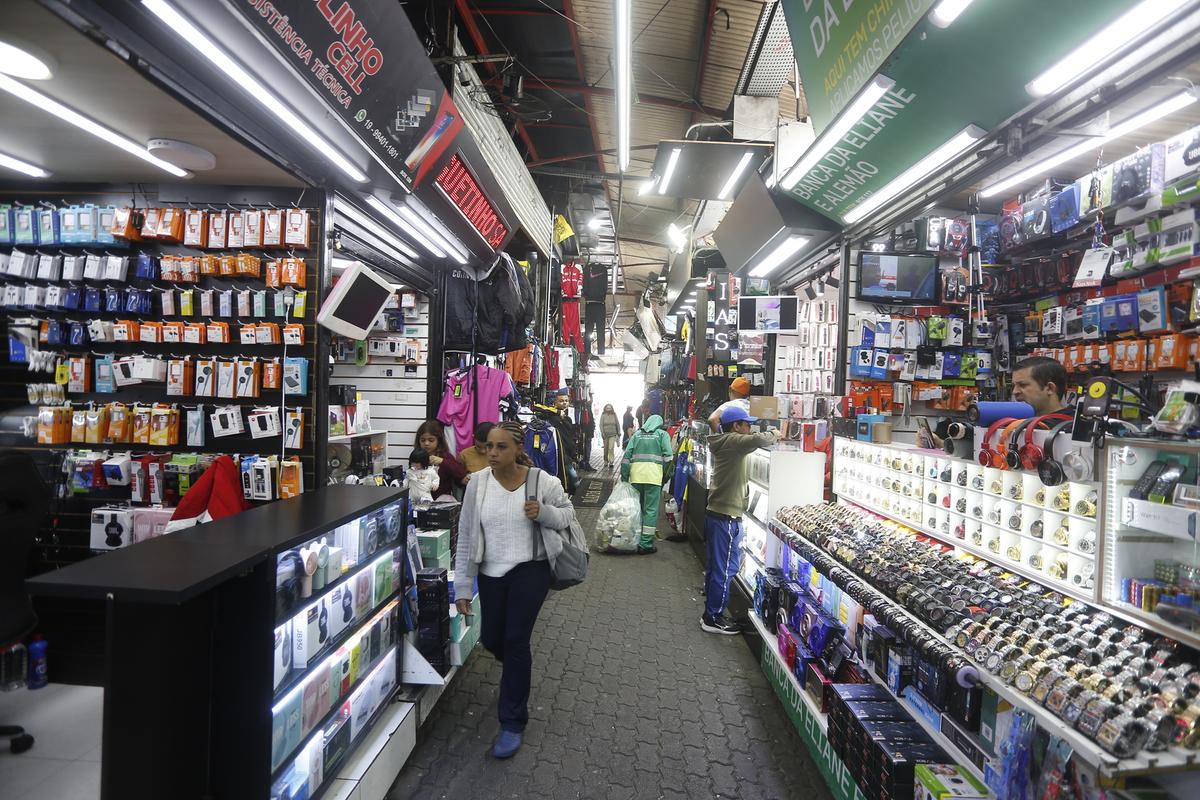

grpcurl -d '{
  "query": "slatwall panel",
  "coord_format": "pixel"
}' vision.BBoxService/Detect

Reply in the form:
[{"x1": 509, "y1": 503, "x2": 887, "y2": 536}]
[{"x1": 330, "y1": 296, "x2": 430, "y2": 468}]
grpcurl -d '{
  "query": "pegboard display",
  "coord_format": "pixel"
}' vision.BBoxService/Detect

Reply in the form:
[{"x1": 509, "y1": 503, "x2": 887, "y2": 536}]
[{"x1": 0, "y1": 188, "x2": 324, "y2": 568}]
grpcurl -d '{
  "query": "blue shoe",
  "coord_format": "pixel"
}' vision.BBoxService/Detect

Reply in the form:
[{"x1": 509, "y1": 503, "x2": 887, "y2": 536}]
[{"x1": 492, "y1": 730, "x2": 522, "y2": 759}]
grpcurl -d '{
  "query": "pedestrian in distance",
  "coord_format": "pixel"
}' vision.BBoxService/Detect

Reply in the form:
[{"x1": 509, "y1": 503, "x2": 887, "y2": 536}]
[{"x1": 599, "y1": 404, "x2": 621, "y2": 466}]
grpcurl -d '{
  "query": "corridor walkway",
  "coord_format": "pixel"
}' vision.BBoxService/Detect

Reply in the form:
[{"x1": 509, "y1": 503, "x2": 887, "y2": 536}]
[{"x1": 388, "y1": 466, "x2": 830, "y2": 800}]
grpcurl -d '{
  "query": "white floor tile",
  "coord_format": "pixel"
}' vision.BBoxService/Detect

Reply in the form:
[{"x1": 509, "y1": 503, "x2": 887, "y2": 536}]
[
  {"x1": 11, "y1": 759, "x2": 99, "y2": 800},
  {"x1": 0, "y1": 754, "x2": 66, "y2": 800},
  {"x1": 1, "y1": 685, "x2": 102, "y2": 762}
]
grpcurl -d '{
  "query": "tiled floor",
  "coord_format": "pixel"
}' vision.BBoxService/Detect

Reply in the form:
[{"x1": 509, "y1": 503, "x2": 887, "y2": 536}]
[{"x1": 0, "y1": 683, "x2": 102, "y2": 800}]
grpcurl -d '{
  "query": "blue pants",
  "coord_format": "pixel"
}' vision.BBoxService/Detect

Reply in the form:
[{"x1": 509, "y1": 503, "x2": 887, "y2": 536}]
[
  {"x1": 704, "y1": 513, "x2": 743, "y2": 619},
  {"x1": 478, "y1": 560, "x2": 552, "y2": 733}
]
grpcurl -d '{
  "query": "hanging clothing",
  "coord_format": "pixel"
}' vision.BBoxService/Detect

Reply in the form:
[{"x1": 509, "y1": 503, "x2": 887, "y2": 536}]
[
  {"x1": 644, "y1": 353, "x2": 661, "y2": 385},
  {"x1": 437, "y1": 365, "x2": 517, "y2": 457},
  {"x1": 546, "y1": 348, "x2": 561, "y2": 391},
  {"x1": 561, "y1": 262, "x2": 583, "y2": 298},
  {"x1": 583, "y1": 263, "x2": 607, "y2": 302},
  {"x1": 562, "y1": 299, "x2": 583, "y2": 351},
  {"x1": 505, "y1": 345, "x2": 534, "y2": 386},
  {"x1": 584, "y1": 301, "x2": 606, "y2": 356}
]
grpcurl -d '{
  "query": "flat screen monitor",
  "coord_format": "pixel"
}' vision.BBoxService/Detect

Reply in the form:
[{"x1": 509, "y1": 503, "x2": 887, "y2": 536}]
[
  {"x1": 855, "y1": 252, "x2": 939, "y2": 304},
  {"x1": 316, "y1": 262, "x2": 395, "y2": 340},
  {"x1": 737, "y1": 295, "x2": 799, "y2": 332}
]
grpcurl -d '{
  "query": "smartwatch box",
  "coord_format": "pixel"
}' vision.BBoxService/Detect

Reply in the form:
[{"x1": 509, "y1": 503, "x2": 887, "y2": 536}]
[
  {"x1": 293, "y1": 596, "x2": 330, "y2": 669},
  {"x1": 270, "y1": 686, "x2": 302, "y2": 772}
]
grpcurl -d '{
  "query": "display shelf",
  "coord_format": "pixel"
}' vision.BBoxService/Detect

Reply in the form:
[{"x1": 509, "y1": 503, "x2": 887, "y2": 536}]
[
  {"x1": 329, "y1": 430, "x2": 386, "y2": 444},
  {"x1": 747, "y1": 611, "x2": 828, "y2": 734},
  {"x1": 272, "y1": 644, "x2": 399, "y2": 781},
  {"x1": 962, "y1": 487, "x2": 1099, "y2": 525},
  {"x1": 274, "y1": 589, "x2": 401, "y2": 702},
  {"x1": 769, "y1": 517, "x2": 1200, "y2": 777},
  {"x1": 1120, "y1": 497, "x2": 1199, "y2": 540},
  {"x1": 1106, "y1": 599, "x2": 1200, "y2": 649},
  {"x1": 276, "y1": 546, "x2": 400, "y2": 626}
]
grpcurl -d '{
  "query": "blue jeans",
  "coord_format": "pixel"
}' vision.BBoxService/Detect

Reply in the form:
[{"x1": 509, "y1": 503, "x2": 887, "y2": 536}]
[
  {"x1": 477, "y1": 560, "x2": 552, "y2": 732},
  {"x1": 704, "y1": 513, "x2": 743, "y2": 619}
]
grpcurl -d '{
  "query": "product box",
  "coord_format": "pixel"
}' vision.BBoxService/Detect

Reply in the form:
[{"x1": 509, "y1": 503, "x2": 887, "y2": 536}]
[
  {"x1": 274, "y1": 619, "x2": 293, "y2": 690},
  {"x1": 90, "y1": 507, "x2": 132, "y2": 550},
  {"x1": 271, "y1": 688, "x2": 302, "y2": 772},
  {"x1": 939, "y1": 713, "x2": 990, "y2": 772},
  {"x1": 416, "y1": 529, "x2": 451, "y2": 562},
  {"x1": 977, "y1": 688, "x2": 1013, "y2": 756},
  {"x1": 1049, "y1": 184, "x2": 1081, "y2": 233},
  {"x1": 914, "y1": 764, "x2": 991, "y2": 800},
  {"x1": 1020, "y1": 195, "x2": 1052, "y2": 242},
  {"x1": 327, "y1": 582, "x2": 354, "y2": 639},
  {"x1": 1163, "y1": 123, "x2": 1200, "y2": 185},
  {"x1": 293, "y1": 597, "x2": 330, "y2": 669},
  {"x1": 1137, "y1": 286, "x2": 1168, "y2": 333},
  {"x1": 321, "y1": 706, "x2": 353, "y2": 778},
  {"x1": 1157, "y1": 208, "x2": 1198, "y2": 265}
]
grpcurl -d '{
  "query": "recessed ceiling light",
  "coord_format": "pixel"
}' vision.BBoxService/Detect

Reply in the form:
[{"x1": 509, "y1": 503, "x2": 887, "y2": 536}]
[{"x1": 0, "y1": 39, "x2": 56, "y2": 81}]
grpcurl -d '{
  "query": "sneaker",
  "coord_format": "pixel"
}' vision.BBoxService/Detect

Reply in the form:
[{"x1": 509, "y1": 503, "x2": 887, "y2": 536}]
[
  {"x1": 700, "y1": 614, "x2": 742, "y2": 635},
  {"x1": 637, "y1": 545, "x2": 657, "y2": 554},
  {"x1": 492, "y1": 730, "x2": 522, "y2": 759}
]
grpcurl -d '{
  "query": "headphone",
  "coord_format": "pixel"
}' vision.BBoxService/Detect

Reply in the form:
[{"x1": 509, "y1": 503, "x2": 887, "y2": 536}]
[
  {"x1": 992, "y1": 419, "x2": 1028, "y2": 469},
  {"x1": 341, "y1": 585, "x2": 354, "y2": 622},
  {"x1": 277, "y1": 551, "x2": 305, "y2": 616},
  {"x1": 1018, "y1": 414, "x2": 1072, "y2": 470},
  {"x1": 977, "y1": 417, "x2": 1017, "y2": 466},
  {"x1": 943, "y1": 421, "x2": 972, "y2": 457},
  {"x1": 1036, "y1": 421, "x2": 1076, "y2": 486},
  {"x1": 318, "y1": 603, "x2": 328, "y2": 643}
]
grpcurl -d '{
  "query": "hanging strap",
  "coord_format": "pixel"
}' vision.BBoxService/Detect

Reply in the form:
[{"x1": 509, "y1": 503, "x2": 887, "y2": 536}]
[{"x1": 526, "y1": 467, "x2": 543, "y2": 558}]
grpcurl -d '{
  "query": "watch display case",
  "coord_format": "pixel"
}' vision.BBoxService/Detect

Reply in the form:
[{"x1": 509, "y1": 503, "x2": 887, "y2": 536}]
[
  {"x1": 833, "y1": 437, "x2": 1099, "y2": 601},
  {"x1": 1102, "y1": 439, "x2": 1200, "y2": 648}
]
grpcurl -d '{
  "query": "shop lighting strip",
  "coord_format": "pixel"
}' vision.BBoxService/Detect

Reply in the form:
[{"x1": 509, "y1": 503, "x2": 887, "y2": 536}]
[
  {"x1": 397, "y1": 201, "x2": 469, "y2": 264},
  {"x1": 0, "y1": 74, "x2": 188, "y2": 177},
  {"x1": 658, "y1": 147, "x2": 682, "y2": 194},
  {"x1": 841, "y1": 125, "x2": 986, "y2": 224},
  {"x1": 367, "y1": 196, "x2": 448, "y2": 260},
  {"x1": 334, "y1": 199, "x2": 421, "y2": 262},
  {"x1": 667, "y1": 223, "x2": 687, "y2": 253},
  {"x1": 1026, "y1": 0, "x2": 1191, "y2": 98},
  {"x1": 929, "y1": 0, "x2": 975, "y2": 28},
  {"x1": 615, "y1": 0, "x2": 632, "y2": 171},
  {"x1": 0, "y1": 150, "x2": 49, "y2": 178},
  {"x1": 780, "y1": 75, "x2": 895, "y2": 191},
  {"x1": 141, "y1": 0, "x2": 368, "y2": 183},
  {"x1": 405, "y1": 196, "x2": 471, "y2": 262},
  {"x1": 717, "y1": 151, "x2": 755, "y2": 200},
  {"x1": 980, "y1": 91, "x2": 1198, "y2": 198},
  {"x1": 748, "y1": 234, "x2": 810, "y2": 278}
]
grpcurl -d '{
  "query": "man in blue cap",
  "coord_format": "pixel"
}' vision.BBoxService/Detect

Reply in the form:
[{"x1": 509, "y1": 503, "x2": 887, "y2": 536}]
[{"x1": 701, "y1": 405, "x2": 778, "y2": 634}]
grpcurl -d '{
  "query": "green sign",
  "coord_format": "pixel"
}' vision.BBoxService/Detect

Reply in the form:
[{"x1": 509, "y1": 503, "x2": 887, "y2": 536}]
[
  {"x1": 779, "y1": 0, "x2": 1142, "y2": 223},
  {"x1": 761, "y1": 647, "x2": 867, "y2": 800},
  {"x1": 780, "y1": 0, "x2": 934, "y2": 134}
]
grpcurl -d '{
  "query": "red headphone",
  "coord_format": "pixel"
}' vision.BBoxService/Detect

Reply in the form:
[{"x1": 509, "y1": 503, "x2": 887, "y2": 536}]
[
  {"x1": 977, "y1": 417, "x2": 1017, "y2": 466},
  {"x1": 1019, "y1": 414, "x2": 1073, "y2": 470}
]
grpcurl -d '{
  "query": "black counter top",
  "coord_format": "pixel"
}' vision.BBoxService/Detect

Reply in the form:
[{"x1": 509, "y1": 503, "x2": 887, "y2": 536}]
[{"x1": 27, "y1": 486, "x2": 403, "y2": 604}]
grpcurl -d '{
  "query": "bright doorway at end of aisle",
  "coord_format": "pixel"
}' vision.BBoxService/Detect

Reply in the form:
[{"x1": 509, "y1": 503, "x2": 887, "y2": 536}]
[{"x1": 589, "y1": 370, "x2": 647, "y2": 465}]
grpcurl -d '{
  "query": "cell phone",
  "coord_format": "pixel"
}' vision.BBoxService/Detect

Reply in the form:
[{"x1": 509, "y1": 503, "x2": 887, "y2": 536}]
[
  {"x1": 1129, "y1": 460, "x2": 1168, "y2": 500},
  {"x1": 915, "y1": 417, "x2": 935, "y2": 449},
  {"x1": 1148, "y1": 461, "x2": 1185, "y2": 504}
]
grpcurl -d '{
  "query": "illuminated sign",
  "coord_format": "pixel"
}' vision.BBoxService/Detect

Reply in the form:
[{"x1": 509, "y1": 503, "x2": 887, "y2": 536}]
[{"x1": 433, "y1": 153, "x2": 509, "y2": 250}]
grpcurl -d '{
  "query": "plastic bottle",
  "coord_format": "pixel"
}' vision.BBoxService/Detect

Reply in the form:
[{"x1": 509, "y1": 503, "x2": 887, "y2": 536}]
[
  {"x1": 1, "y1": 643, "x2": 27, "y2": 691},
  {"x1": 27, "y1": 637, "x2": 48, "y2": 689}
]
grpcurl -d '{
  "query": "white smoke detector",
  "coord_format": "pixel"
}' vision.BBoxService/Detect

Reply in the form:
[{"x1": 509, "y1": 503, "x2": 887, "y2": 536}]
[{"x1": 147, "y1": 139, "x2": 216, "y2": 171}]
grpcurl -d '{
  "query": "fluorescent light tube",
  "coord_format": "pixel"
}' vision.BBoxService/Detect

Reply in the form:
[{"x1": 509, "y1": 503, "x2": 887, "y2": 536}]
[
  {"x1": 749, "y1": 234, "x2": 810, "y2": 278},
  {"x1": 842, "y1": 125, "x2": 985, "y2": 224},
  {"x1": 658, "y1": 148, "x2": 682, "y2": 194},
  {"x1": 615, "y1": 0, "x2": 632, "y2": 171},
  {"x1": 398, "y1": 203, "x2": 468, "y2": 263},
  {"x1": 0, "y1": 74, "x2": 188, "y2": 177},
  {"x1": 367, "y1": 196, "x2": 447, "y2": 259},
  {"x1": 929, "y1": 0, "x2": 975, "y2": 28},
  {"x1": 781, "y1": 75, "x2": 895, "y2": 190},
  {"x1": 1027, "y1": 0, "x2": 1189, "y2": 97},
  {"x1": 0, "y1": 151, "x2": 49, "y2": 178},
  {"x1": 334, "y1": 199, "x2": 420, "y2": 261},
  {"x1": 639, "y1": 177, "x2": 658, "y2": 195},
  {"x1": 717, "y1": 151, "x2": 755, "y2": 200},
  {"x1": 980, "y1": 91, "x2": 1197, "y2": 198},
  {"x1": 406, "y1": 197, "x2": 471, "y2": 262},
  {"x1": 667, "y1": 223, "x2": 687, "y2": 252},
  {"x1": 142, "y1": 0, "x2": 368, "y2": 182},
  {"x1": 0, "y1": 39, "x2": 55, "y2": 80}
]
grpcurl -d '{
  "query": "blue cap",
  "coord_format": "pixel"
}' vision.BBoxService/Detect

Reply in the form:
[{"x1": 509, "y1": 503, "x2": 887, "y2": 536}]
[{"x1": 720, "y1": 405, "x2": 757, "y2": 426}]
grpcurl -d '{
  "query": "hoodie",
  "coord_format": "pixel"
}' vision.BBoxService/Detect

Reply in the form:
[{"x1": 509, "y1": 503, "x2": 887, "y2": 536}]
[
  {"x1": 706, "y1": 428, "x2": 778, "y2": 518},
  {"x1": 620, "y1": 414, "x2": 673, "y2": 485}
]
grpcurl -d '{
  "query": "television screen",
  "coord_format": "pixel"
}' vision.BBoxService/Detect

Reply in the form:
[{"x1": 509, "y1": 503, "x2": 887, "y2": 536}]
[
  {"x1": 856, "y1": 252, "x2": 939, "y2": 303},
  {"x1": 737, "y1": 295, "x2": 799, "y2": 332}
]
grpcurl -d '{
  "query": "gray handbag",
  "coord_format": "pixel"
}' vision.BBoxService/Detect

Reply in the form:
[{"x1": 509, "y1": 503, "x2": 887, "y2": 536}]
[{"x1": 527, "y1": 468, "x2": 588, "y2": 590}]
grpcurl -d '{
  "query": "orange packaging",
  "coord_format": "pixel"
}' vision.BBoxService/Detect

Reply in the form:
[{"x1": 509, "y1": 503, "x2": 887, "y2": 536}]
[
  {"x1": 1158, "y1": 334, "x2": 1189, "y2": 370},
  {"x1": 255, "y1": 322, "x2": 281, "y2": 345},
  {"x1": 179, "y1": 256, "x2": 198, "y2": 283},
  {"x1": 236, "y1": 253, "x2": 262, "y2": 277},
  {"x1": 262, "y1": 360, "x2": 281, "y2": 390},
  {"x1": 85, "y1": 406, "x2": 108, "y2": 445},
  {"x1": 157, "y1": 207, "x2": 184, "y2": 242},
  {"x1": 166, "y1": 359, "x2": 194, "y2": 396},
  {"x1": 107, "y1": 403, "x2": 130, "y2": 443},
  {"x1": 218, "y1": 255, "x2": 238, "y2": 276},
  {"x1": 227, "y1": 210, "x2": 244, "y2": 248},
  {"x1": 110, "y1": 207, "x2": 142, "y2": 240},
  {"x1": 284, "y1": 208, "x2": 310, "y2": 248},
  {"x1": 140, "y1": 321, "x2": 163, "y2": 343},
  {"x1": 206, "y1": 321, "x2": 231, "y2": 343},
  {"x1": 265, "y1": 259, "x2": 281, "y2": 288},
  {"x1": 71, "y1": 408, "x2": 87, "y2": 442},
  {"x1": 1145, "y1": 339, "x2": 1160, "y2": 371},
  {"x1": 283, "y1": 323, "x2": 304, "y2": 345},
  {"x1": 207, "y1": 210, "x2": 227, "y2": 248},
  {"x1": 239, "y1": 324, "x2": 259, "y2": 345},
  {"x1": 131, "y1": 406, "x2": 152, "y2": 444},
  {"x1": 183, "y1": 323, "x2": 207, "y2": 344},
  {"x1": 242, "y1": 209, "x2": 263, "y2": 248},
  {"x1": 281, "y1": 257, "x2": 306, "y2": 288},
  {"x1": 113, "y1": 319, "x2": 140, "y2": 342},
  {"x1": 235, "y1": 359, "x2": 261, "y2": 399},
  {"x1": 140, "y1": 207, "x2": 163, "y2": 239},
  {"x1": 263, "y1": 208, "x2": 284, "y2": 248},
  {"x1": 199, "y1": 255, "x2": 220, "y2": 275},
  {"x1": 183, "y1": 209, "x2": 207, "y2": 248},
  {"x1": 159, "y1": 255, "x2": 180, "y2": 282}
]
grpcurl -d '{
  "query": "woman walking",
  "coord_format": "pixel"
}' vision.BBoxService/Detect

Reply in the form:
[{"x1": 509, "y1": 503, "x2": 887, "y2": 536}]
[
  {"x1": 599, "y1": 404, "x2": 620, "y2": 466},
  {"x1": 415, "y1": 420, "x2": 467, "y2": 496},
  {"x1": 622, "y1": 405, "x2": 635, "y2": 445},
  {"x1": 454, "y1": 421, "x2": 577, "y2": 758}
]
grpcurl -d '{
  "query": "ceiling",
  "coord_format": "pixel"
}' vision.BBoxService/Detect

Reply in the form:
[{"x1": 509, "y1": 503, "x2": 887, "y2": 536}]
[
  {"x1": 0, "y1": 0, "x2": 300, "y2": 188},
  {"x1": 446, "y1": 0, "x2": 789, "y2": 319}
]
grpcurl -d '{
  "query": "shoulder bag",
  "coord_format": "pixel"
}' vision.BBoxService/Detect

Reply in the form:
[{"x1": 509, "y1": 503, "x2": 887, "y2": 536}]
[{"x1": 526, "y1": 468, "x2": 588, "y2": 590}]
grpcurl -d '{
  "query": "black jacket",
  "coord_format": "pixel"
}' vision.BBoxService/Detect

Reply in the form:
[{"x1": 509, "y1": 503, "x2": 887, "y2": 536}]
[{"x1": 444, "y1": 254, "x2": 534, "y2": 354}]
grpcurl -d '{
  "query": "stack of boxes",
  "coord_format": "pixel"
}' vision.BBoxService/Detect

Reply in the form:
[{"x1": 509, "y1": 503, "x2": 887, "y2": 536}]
[
  {"x1": 415, "y1": 568, "x2": 450, "y2": 675},
  {"x1": 416, "y1": 528, "x2": 452, "y2": 572}
]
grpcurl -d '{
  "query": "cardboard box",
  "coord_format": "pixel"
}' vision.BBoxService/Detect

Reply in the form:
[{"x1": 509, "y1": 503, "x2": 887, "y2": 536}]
[
  {"x1": 914, "y1": 764, "x2": 991, "y2": 800},
  {"x1": 416, "y1": 529, "x2": 452, "y2": 561},
  {"x1": 748, "y1": 395, "x2": 780, "y2": 420}
]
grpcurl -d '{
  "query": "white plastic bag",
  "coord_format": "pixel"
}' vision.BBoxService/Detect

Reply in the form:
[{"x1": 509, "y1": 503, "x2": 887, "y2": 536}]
[{"x1": 597, "y1": 481, "x2": 642, "y2": 552}]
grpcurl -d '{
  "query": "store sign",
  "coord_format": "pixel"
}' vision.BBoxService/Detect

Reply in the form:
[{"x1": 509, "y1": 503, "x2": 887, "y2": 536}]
[
  {"x1": 761, "y1": 649, "x2": 866, "y2": 800},
  {"x1": 779, "y1": 0, "x2": 1137, "y2": 222},
  {"x1": 235, "y1": 0, "x2": 463, "y2": 187},
  {"x1": 708, "y1": 271, "x2": 738, "y2": 363},
  {"x1": 780, "y1": 0, "x2": 933, "y2": 133},
  {"x1": 434, "y1": 153, "x2": 510, "y2": 250}
]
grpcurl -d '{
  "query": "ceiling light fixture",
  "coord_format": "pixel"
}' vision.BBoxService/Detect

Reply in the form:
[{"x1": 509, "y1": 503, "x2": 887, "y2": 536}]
[
  {"x1": 824, "y1": 274, "x2": 841, "y2": 289},
  {"x1": 814, "y1": 279, "x2": 825, "y2": 297},
  {"x1": 667, "y1": 223, "x2": 688, "y2": 253},
  {"x1": 687, "y1": 290, "x2": 697, "y2": 296},
  {"x1": 639, "y1": 177, "x2": 658, "y2": 195},
  {"x1": 780, "y1": 75, "x2": 895, "y2": 191},
  {"x1": 1026, "y1": 0, "x2": 1189, "y2": 97},
  {"x1": 929, "y1": 0, "x2": 975, "y2": 28},
  {"x1": 658, "y1": 147, "x2": 682, "y2": 194},
  {"x1": 367, "y1": 196, "x2": 446, "y2": 259},
  {"x1": 0, "y1": 39, "x2": 55, "y2": 80},
  {"x1": 334, "y1": 199, "x2": 420, "y2": 261},
  {"x1": 404, "y1": 197, "x2": 471, "y2": 263},
  {"x1": 0, "y1": 151, "x2": 49, "y2": 178},
  {"x1": 717, "y1": 151, "x2": 755, "y2": 200},
  {"x1": 0, "y1": 74, "x2": 189, "y2": 177},
  {"x1": 842, "y1": 125, "x2": 986, "y2": 224},
  {"x1": 980, "y1": 91, "x2": 1197, "y2": 198},
  {"x1": 749, "y1": 234, "x2": 810, "y2": 278},
  {"x1": 141, "y1": 0, "x2": 368, "y2": 182},
  {"x1": 615, "y1": 0, "x2": 632, "y2": 171},
  {"x1": 804, "y1": 284, "x2": 817, "y2": 301},
  {"x1": 588, "y1": 217, "x2": 603, "y2": 231}
]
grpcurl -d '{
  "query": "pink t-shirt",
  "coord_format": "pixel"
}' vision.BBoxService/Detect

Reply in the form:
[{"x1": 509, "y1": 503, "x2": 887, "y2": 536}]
[{"x1": 437, "y1": 366, "x2": 513, "y2": 452}]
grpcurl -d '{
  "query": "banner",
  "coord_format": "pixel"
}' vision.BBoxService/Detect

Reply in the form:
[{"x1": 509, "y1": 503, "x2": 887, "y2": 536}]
[{"x1": 234, "y1": 0, "x2": 463, "y2": 188}]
